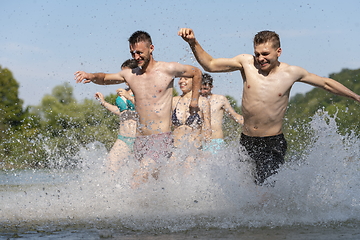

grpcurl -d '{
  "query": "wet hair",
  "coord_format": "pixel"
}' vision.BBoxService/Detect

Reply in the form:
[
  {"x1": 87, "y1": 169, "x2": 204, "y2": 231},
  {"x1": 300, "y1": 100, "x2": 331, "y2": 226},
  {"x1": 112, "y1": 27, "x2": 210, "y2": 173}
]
[
  {"x1": 202, "y1": 73, "x2": 213, "y2": 86},
  {"x1": 253, "y1": 30, "x2": 280, "y2": 49},
  {"x1": 128, "y1": 31, "x2": 152, "y2": 45},
  {"x1": 121, "y1": 59, "x2": 138, "y2": 69}
]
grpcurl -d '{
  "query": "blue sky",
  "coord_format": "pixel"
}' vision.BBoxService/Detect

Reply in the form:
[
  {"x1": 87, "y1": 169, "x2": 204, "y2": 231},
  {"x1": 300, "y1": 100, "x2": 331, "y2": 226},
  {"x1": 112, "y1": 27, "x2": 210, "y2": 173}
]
[{"x1": 1, "y1": 0, "x2": 360, "y2": 107}]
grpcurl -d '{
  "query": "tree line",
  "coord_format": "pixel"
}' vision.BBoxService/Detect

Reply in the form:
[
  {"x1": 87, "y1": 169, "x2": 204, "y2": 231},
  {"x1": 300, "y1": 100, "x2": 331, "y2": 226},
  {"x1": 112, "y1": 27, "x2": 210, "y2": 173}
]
[{"x1": 0, "y1": 65, "x2": 359, "y2": 169}]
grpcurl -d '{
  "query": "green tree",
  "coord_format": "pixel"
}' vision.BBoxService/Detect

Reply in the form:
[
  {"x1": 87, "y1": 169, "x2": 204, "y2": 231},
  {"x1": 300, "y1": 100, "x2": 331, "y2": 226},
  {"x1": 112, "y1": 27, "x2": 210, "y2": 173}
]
[
  {"x1": 0, "y1": 66, "x2": 25, "y2": 133},
  {"x1": 28, "y1": 83, "x2": 119, "y2": 168},
  {"x1": 173, "y1": 88, "x2": 179, "y2": 97},
  {"x1": 52, "y1": 82, "x2": 77, "y2": 105},
  {"x1": 223, "y1": 95, "x2": 243, "y2": 144},
  {"x1": 0, "y1": 66, "x2": 30, "y2": 169}
]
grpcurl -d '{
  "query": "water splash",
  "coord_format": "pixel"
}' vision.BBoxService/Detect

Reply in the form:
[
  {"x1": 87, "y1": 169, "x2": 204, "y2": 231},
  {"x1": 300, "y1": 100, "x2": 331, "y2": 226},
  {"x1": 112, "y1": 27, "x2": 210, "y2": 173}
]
[{"x1": 0, "y1": 111, "x2": 359, "y2": 232}]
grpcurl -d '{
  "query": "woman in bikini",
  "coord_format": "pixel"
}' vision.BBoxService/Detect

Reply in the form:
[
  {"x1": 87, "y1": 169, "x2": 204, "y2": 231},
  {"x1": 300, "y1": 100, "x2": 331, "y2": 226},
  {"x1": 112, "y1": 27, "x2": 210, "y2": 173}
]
[
  {"x1": 96, "y1": 87, "x2": 138, "y2": 172},
  {"x1": 172, "y1": 77, "x2": 212, "y2": 150},
  {"x1": 95, "y1": 59, "x2": 138, "y2": 172}
]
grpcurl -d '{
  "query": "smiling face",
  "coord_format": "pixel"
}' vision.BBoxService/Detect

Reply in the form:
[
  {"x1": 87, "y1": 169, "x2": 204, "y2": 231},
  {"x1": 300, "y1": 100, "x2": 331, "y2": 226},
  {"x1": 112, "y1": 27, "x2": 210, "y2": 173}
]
[
  {"x1": 254, "y1": 41, "x2": 282, "y2": 73},
  {"x1": 129, "y1": 41, "x2": 154, "y2": 68},
  {"x1": 178, "y1": 77, "x2": 193, "y2": 94}
]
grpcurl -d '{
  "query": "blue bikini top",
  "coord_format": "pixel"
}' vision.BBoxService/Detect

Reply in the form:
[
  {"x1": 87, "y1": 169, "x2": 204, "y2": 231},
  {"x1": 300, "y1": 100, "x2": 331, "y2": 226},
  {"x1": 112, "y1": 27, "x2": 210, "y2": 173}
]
[{"x1": 115, "y1": 95, "x2": 135, "y2": 112}]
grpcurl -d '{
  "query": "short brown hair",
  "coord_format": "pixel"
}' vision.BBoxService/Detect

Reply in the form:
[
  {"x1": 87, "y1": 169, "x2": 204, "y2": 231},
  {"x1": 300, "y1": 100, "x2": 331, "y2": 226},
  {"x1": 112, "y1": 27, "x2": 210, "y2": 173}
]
[
  {"x1": 121, "y1": 59, "x2": 138, "y2": 69},
  {"x1": 128, "y1": 31, "x2": 152, "y2": 45},
  {"x1": 202, "y1": 73, "x2": 213, "y2": 86},
  {"x1": 253, "y1": 30, "x2": 280, "y2": 49}
]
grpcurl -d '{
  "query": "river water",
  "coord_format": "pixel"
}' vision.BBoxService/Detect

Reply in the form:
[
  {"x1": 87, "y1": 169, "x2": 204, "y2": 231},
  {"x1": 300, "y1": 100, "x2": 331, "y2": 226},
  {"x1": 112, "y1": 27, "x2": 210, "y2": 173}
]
[{"x1": 1, "y1": 112, "x2": 359, "y2": 239}]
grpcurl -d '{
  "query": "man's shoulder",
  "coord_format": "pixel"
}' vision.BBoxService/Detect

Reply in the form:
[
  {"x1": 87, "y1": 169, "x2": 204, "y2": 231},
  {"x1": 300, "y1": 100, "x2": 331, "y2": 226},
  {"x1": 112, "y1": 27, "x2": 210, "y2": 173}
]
[
  {"x1": 239, "y1": 53, "x2": 254, "y2": 59},
  {"x1": 235, "y1": 53, "x2": 254, "y2": 62},
  {"x1": 279, "y1": 62, "x2": 303, "y2": 72},
  {"x1": 199, "y1": 95, "x2": 210, "y2": 103},
  {"x1": 158, "y1": 61, "x2": 183, "y2": 67},
  {"x1": 211, "y1": 94, "x2": 227, "y2": 100},
  {"x1": 209, "y1": 94, "x2": 228, "y2": 106},
  {"x1": 279, "y1": 62, "x2": 307, "y2": 78},
  {"x1": 155, "y1": 61, "x2": 187, "y2": 73}
]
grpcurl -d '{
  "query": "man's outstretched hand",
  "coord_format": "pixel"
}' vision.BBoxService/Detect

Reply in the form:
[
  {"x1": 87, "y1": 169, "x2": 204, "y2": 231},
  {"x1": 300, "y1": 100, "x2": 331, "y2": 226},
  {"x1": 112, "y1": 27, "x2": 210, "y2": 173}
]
[{"x1": 74, "y1": 71, "x2": 92, "y2": 84}]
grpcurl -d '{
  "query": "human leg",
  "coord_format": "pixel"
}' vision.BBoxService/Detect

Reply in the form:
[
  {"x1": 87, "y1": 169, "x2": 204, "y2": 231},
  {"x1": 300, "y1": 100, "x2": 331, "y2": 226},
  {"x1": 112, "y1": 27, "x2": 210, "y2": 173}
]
[
  {"x1": 132, "y1": 132, "x2": 174, "y2": 186},
  {"x1": 203, "y1": 138, "x2": 225, "y2": 154},
  {"x1": 107, "y1": 136, "x2": 135, "y2": 172}
]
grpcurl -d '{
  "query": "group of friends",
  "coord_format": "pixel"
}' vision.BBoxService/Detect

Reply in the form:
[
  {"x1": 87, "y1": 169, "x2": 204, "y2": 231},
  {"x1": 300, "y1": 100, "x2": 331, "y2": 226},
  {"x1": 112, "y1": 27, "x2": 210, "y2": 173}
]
[{"x1": 75, "y1": 28, "x2": 360, "y2": 187}]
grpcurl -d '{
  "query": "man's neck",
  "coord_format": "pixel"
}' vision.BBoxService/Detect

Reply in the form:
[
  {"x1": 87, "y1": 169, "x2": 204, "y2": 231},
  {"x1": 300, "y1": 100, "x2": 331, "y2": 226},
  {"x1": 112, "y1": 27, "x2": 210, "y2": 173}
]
[
  {"x1": 259, "y1": 61, "x2": 281, "y2": 76},
  {"x1": 203, "y1": 93, "x2": 213, "y2": 99}
]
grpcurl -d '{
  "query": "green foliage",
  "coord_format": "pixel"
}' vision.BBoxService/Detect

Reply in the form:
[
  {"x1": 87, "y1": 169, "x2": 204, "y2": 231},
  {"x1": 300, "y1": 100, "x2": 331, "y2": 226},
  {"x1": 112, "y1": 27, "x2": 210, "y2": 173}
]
[
  {"x1": 172, "y1": 88, "x2": 179, "y2": 97},
  {"x1": 0, "y1": 66, "x2": 26, "y2": 133},
  {"x1": 1, "y1": 81, "x2": 119, "y2": 170},
  {"x1": 31, "y1": 84, "x2": 119, "y2": 168},
  {"x1": 223, "y1": 95, "x2": 243, "y2": 143},
  {"x1": 0, "y1": 66, "x2": 29, "y2": 169}
]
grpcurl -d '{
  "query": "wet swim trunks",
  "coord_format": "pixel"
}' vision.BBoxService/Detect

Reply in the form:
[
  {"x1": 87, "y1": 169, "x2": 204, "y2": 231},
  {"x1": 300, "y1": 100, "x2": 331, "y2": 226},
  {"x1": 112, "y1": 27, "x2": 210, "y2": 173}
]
[
  {"x1": 118, "y1": 135, "x2": 136, "y2": 152},
  {"x1": 203, "y1": 138, "x2": 225, "y2": 154},
  {"x1": 134, "y1": 132, "x2": 174, "y2": 162},
  {"x1": 240, "y1": 133, "x2": 287, "y2": 186}
]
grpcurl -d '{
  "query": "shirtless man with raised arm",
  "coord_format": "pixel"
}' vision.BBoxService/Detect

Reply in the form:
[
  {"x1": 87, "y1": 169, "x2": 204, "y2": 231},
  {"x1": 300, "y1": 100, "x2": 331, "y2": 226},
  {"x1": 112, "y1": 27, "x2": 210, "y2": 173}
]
[
  {"x1": 75, "y1": 31, "x2": 202, "y2": 175},
  {"x1": 200, "y1": 73, "x2": 244, "y2": 154},
  {"x1": 178, "y1": 28, "x2": 360, "y2": 186}
]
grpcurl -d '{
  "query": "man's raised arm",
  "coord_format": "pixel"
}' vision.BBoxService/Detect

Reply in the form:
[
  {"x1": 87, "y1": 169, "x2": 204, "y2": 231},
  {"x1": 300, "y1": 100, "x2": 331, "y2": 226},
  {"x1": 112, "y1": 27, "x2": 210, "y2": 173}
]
[
  {"x1": 172, "y1": 62, "x2": 202, "y2": 114},
  {"x1": 189, "y1": 66, "x2": 202, "y2": 114},
  {"x1": 178, "y1": 28, "x2": 243, "y2": 73}
]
